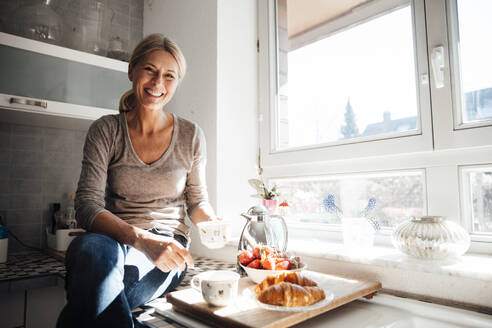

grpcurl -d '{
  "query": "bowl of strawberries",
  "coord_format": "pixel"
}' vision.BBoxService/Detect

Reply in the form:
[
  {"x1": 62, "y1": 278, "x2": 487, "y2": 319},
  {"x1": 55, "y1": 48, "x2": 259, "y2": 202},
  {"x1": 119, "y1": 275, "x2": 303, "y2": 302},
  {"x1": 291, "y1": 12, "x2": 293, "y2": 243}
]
[{"x1": 238, "y1": 245, "x2": 306, "y2": 283}]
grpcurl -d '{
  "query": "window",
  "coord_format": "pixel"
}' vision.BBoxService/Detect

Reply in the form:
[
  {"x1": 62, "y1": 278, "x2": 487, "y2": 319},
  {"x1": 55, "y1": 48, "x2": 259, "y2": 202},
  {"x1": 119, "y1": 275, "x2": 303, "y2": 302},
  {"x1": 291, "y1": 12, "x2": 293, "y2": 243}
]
[
  {"x1": 461, "y1": 166, "x2": 492, "y2": 234},
  {"x1": 260, "y1": 0, "x2": 432, "y2": 165},
  {"x1": 451, "y1": 0, "x2": 492, "y2": 127},
  {"x1": 271, "y1": 170, "x2": 425, "y2": 229},
  {"x1": 258, "y1": 0, "x2": 492, "y2": 253},
  {"x1": 429, "y1": 0, "x2": 492, "y2": 149},
  {"x1": 277, "y1": 4, "x2": 419, "y2": 150}
]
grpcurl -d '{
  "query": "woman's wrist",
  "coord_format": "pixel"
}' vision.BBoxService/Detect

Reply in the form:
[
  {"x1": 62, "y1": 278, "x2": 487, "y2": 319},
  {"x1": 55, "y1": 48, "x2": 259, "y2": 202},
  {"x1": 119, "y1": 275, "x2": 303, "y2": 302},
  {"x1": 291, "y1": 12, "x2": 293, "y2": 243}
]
[
  {"x1": 130, "y1": 227, "x2": 154, "y2": 250},
  {"x1": 92, "y1": 211, "x2": 147, "y2": 248},
  {"x1": 191, "y1": 206, "x2": 218, "y2": 225}
]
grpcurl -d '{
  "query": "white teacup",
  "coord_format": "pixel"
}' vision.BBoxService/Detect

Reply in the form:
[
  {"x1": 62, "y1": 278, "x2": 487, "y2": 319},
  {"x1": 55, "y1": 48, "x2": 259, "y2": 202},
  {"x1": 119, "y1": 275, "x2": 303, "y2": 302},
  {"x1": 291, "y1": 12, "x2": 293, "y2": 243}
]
[
  {"x1": 197, "y1": 221, "x2": 231, "y2": 249},
  {"x1": 191, "y1": 270, "x2": 240, "y2": 306}
]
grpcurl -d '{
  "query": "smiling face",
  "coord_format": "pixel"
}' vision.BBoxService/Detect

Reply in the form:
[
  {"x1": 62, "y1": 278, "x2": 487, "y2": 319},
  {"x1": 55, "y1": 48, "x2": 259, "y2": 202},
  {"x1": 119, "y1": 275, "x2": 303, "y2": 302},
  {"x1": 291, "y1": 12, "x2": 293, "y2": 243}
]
[{"x1": 129, "y1": 49, "x2": 179, "y2": 112}]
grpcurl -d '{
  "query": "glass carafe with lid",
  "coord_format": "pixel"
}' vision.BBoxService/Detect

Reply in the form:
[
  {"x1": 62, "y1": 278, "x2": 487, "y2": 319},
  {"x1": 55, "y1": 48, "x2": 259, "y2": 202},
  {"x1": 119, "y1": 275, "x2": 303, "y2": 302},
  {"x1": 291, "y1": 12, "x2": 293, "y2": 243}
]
[{"x1": 238, "y1": 205, "x2": 288, "y2": 254}]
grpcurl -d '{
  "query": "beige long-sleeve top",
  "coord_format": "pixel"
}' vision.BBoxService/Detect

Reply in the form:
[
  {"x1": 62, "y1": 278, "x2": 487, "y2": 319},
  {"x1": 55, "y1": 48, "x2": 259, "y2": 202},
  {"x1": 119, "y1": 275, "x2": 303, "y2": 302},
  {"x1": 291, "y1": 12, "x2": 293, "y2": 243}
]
[{"x1": 75, "y1": 112, "x2": 210, "y2": 240}]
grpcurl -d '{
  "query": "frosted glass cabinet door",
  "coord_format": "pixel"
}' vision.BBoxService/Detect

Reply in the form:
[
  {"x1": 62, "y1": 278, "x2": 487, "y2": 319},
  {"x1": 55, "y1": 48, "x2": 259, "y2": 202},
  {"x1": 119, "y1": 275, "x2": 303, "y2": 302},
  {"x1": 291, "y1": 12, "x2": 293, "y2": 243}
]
[{"x1": 0, "y1": 44, "x2": 130, "y2": 111}]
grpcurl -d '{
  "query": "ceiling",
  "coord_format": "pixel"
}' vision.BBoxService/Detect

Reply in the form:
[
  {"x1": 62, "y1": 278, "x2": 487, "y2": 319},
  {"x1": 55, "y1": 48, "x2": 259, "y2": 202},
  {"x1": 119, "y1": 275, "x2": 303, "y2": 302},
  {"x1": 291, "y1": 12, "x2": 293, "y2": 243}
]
[{"x1": 286, "y1": 0, "x2": 373, "y2": 38}]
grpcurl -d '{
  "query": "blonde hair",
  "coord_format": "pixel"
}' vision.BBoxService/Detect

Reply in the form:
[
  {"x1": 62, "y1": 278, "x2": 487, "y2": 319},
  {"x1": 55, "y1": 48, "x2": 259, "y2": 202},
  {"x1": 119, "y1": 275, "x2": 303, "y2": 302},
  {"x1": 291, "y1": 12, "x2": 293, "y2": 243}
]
[{"x1": 119, "y1": 34, "x2": 187, "y2": 112}]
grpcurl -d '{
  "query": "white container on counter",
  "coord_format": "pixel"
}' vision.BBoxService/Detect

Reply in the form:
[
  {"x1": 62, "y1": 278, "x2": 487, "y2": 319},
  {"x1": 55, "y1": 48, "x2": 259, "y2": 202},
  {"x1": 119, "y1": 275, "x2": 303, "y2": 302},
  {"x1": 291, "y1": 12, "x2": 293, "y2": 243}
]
[{"x1": 46, "y1": 228, "x2": 85, "y2": 251}]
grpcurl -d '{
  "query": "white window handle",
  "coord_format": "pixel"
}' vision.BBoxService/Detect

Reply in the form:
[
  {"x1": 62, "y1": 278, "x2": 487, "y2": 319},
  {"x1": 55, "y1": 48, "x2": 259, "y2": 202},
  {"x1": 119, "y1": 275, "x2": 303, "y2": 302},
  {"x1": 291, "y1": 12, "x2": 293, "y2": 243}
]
[{"x1": 431, "y1": 46, "x2": 445, "y2": 88}]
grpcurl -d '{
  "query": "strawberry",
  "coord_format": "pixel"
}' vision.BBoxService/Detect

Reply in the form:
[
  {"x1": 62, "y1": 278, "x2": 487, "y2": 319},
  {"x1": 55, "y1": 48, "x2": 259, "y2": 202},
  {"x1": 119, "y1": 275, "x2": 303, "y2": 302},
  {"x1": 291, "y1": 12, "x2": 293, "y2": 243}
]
[
  {"x1": 248, "y1": 245, "x2": 303, "y2": 271},
  {"x1": 276, "y1": 251, "x2": 288, "y2": 259},
  {"x1": 258, "y1": 245, "x2": 275, "y2": 261},
  {"x1": 287, "y1": 257, "x2": 301, "y2": 269},
  {"x1": 274, "y1": 256, "x2": 289, "y2": 265},
  {"x1": 247, "y1": 259, "x2": 261, "y2": 269},
  {"x1": 252, "y1": 246, "x2": 261, "y2": 259},
  {"x1": 238, "y1": 250, "x2": 254, "y2": 266},
  {"x1": 262, "y1": 246, "x2": 275, "y2": 257},
  {"x1": 276, "y1": 260, "x2": 290, "y2": 270},
  {"x1": 261, "y1": 257, "x2": 276, "y2": 270}
]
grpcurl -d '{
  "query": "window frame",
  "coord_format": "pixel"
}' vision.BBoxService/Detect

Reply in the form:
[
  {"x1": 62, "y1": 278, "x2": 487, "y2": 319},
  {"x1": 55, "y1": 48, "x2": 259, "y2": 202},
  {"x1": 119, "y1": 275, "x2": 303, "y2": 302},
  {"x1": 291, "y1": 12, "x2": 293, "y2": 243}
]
[
  {"x1": 427, "y1": 0, "x2": 492, "y2": 150},
  {"x1": 446, "y1": 0, "x2": 492, "y2": 130},
  {"x1": 261, "y1": 143, "x2": 492, "y2": 253},
  {"x1": 459, "y1": 164, "x2": 492, "y2": 243},
  {"x1": 258, "y1": 0, "x2": 433, "y2": 168},
  {"x1": 258, "y1": 0, "x2": 492, "y2": 254}
]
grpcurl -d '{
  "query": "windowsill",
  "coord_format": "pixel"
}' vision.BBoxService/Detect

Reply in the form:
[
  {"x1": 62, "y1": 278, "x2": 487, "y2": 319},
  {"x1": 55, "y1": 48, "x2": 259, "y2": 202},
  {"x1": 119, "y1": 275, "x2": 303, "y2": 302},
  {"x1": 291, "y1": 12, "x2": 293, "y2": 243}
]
[
  {"x1": 225, "y1": 238, "x2": 492, "y2": 282},
  {"x1": 288, "y1": 239, "x2": 492, "y2": 282}
]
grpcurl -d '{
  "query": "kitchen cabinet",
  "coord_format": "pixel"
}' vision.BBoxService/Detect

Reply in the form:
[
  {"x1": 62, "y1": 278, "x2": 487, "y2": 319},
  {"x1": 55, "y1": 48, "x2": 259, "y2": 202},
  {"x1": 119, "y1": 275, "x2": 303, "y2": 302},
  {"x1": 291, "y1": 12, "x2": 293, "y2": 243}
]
[
  {"x1": 0, "y1": 276, "x2": 66, "y2": 328},
  {"x1": 26, "y1": 284, "x2": 66, "y2": 328},
  {"x1": 0, "y1": 31, "x2": 131, "y2": 123},
  {"x1": 0, "y1": 288, "x2": 24, "y2": 328}
]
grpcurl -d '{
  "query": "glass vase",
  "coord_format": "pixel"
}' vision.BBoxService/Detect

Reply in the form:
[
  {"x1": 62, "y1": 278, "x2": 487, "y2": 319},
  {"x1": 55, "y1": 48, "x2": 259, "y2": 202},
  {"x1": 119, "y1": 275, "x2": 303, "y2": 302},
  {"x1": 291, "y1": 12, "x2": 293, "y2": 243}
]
[
  {"x1": 392, "y1": 216, "x2": 470, "y2": 260},
  {"x1": 69, "y1": 0, "x2": 109, "y2": 56},
  {"x1": 12, "y1": 0, "x2": 64, "y2": 45},
  {"x1": 262, "y1": 199, "x2": 278, "y2": 215}
]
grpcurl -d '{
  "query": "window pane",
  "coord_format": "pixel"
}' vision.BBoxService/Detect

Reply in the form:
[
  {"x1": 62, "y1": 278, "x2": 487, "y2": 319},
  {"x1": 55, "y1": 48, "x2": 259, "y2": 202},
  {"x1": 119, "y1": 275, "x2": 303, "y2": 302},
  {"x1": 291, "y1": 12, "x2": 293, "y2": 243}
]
[
  {"x1": 276, "y1": 3, "x2": 419, "y2": 150},
  {"x1": 457, "y1": 0, "x2": 492, "y2": 123},
  {"x1": 271, "y1": 171, "x2": 425, "y2": 229},
  {"x1": 465, "y1": 168, "x2": 492, "y2": 233}
]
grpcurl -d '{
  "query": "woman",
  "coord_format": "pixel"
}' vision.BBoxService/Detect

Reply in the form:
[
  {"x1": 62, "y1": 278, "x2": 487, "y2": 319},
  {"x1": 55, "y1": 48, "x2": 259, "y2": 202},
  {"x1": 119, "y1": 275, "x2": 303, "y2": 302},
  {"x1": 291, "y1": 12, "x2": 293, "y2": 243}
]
[{"x1": 57, "y1": 34, "x2": 219, "y2": 328}]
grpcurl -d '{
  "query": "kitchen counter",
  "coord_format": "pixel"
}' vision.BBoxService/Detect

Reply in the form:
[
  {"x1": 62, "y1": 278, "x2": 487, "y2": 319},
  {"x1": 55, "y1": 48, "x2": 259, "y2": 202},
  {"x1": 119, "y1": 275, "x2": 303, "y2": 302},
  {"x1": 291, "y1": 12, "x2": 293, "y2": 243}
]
[
  {"x1": 136, "y1": 275, "x2": 492, "y2": 328},
  {"x1": 2, "y1": 251, "x2": 491, "y2": 328},
  {"x1": 0, "y1": 250, "x2": 235, "y2": 286},
  {"x1": 0, "y1": 249, "x2": 237, "y2": 328},
  {"x1": 132, "y1": 255, "x2": 492, "y2": 328},
  {"x1": 0, "y1": 250, "x2": 66, "y2": 283}
]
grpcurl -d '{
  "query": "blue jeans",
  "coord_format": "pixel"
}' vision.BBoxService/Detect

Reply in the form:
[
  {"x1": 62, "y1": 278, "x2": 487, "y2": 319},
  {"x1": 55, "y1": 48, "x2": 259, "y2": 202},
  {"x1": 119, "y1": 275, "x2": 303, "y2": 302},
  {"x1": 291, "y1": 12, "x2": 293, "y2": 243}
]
[{"x1": 56, "y1": 230, "x2": 188, "y2": 328}]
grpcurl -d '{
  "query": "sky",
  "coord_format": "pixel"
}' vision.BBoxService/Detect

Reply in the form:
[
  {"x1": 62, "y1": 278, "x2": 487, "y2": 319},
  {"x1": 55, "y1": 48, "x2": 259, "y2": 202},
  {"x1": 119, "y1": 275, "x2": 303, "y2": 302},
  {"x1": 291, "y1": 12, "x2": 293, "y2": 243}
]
[
  {"x1": 458, "y1": 0, "x2": 492, "y2": 92},
  {"x1": 280, "y1": 0, "x2": 491, "y2": 148}
]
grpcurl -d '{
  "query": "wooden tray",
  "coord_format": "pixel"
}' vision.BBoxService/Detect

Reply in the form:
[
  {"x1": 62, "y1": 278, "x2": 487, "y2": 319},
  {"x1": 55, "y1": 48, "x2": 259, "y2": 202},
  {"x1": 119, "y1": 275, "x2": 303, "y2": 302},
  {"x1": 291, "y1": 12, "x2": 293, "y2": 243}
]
[{"x1": 166, "y1": 271, "x2": 382, "y2": 328}]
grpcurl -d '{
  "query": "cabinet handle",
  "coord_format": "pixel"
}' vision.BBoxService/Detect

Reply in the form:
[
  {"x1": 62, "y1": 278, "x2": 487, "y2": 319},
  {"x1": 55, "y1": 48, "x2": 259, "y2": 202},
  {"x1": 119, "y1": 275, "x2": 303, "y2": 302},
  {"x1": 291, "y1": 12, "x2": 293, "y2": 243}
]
[{"x1": 9, "y1": 97, "x2": 47, "y2": 109}]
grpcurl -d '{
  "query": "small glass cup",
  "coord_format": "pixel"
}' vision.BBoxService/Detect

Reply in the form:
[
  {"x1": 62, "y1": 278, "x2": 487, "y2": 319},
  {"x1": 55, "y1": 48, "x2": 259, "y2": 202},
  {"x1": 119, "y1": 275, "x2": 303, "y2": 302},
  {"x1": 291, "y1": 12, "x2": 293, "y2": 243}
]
[{"x1": 197, "y1": 221, "x2": 231, "y2": 249}]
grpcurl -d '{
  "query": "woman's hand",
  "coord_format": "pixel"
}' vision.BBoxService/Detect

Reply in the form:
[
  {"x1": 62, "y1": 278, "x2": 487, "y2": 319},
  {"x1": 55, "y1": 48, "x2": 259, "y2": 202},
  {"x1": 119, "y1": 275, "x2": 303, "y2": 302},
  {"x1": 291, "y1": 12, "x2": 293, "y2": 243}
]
[
  {"x1": 135, "y1": 231, "x2": 194, "y2": 272},
  {"x1": 191, "y1": 206, "x2": 222, "y2": 226},
  {"x1": 90, "y1": 212, "x2": 194, "y2": 272}
]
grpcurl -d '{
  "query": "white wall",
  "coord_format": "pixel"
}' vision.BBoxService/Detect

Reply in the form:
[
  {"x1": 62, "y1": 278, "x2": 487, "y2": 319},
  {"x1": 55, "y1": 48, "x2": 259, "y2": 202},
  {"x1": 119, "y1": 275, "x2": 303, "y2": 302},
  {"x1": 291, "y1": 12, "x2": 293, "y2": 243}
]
[
  {"x1": 143, "y1": 0, "x2": 258, "y2": 257},
  {"x1": 216, "y1": 0, "x2": 258, "y2": 238},
  {"x1": 144, "y1": 0, "x2": 219, "y2": 212}
]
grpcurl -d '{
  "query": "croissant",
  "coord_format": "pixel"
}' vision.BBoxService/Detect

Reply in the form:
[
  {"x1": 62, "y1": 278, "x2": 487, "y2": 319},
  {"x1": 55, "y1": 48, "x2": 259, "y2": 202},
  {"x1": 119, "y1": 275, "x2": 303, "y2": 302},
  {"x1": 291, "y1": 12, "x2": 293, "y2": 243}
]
[
  {"x1": 257, "y1": 282, "x2": 326, "y2": 307},
  {"x1": 254, "y1": 272, "x2": 318, "y2": 295}
]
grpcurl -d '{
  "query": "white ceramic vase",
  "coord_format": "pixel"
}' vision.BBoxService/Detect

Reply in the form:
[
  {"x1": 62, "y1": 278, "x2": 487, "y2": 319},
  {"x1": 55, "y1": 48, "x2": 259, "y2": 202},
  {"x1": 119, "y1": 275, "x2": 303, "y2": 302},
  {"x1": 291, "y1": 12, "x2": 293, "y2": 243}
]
[{"x1": 391, "y1": 216, "x2": 470, "y2": 260}]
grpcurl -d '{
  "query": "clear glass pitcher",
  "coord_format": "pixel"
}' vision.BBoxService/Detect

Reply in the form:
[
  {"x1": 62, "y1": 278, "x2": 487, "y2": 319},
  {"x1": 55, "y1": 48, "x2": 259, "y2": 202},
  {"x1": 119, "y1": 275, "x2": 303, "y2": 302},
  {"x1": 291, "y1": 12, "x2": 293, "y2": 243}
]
[{"x1": 238, "y1": 205, "x2": 288, "y2": 253}]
